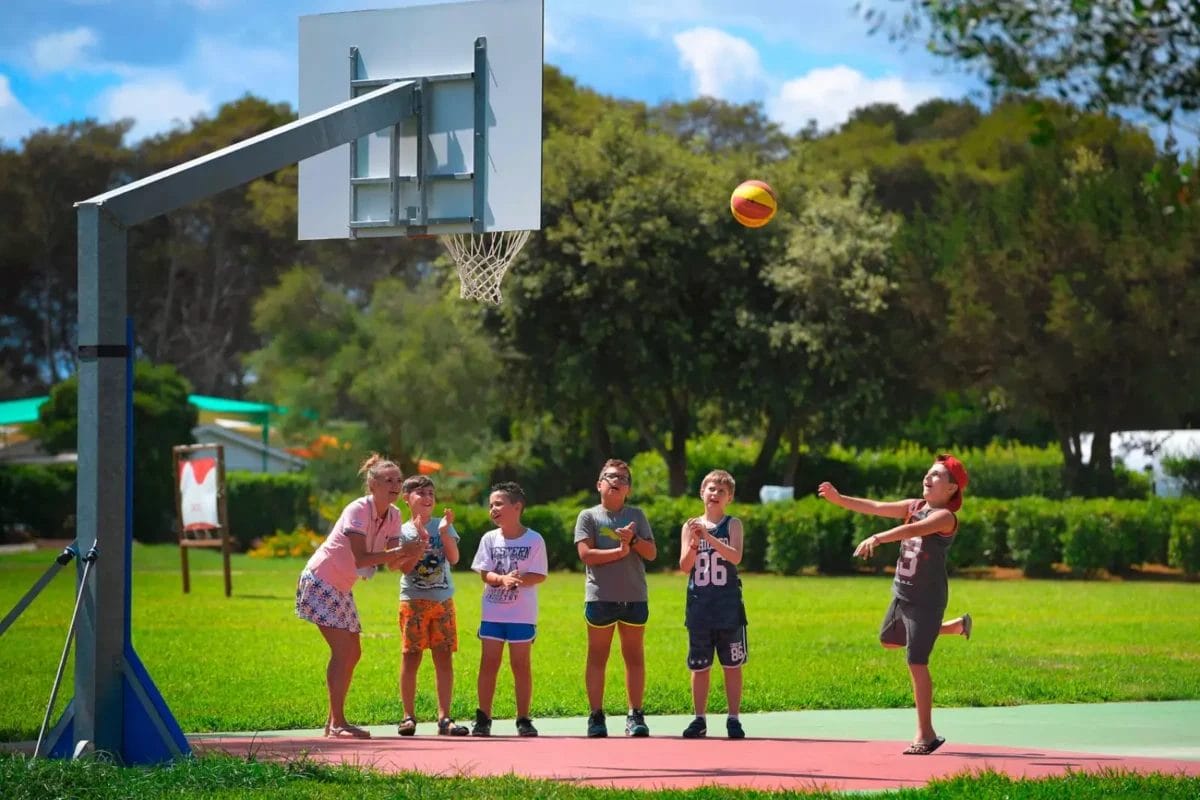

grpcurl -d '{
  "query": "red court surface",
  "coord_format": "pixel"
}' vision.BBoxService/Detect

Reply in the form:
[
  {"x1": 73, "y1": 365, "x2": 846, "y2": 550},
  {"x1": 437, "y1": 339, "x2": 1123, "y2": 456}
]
[{"x1": 192, "y1": 733, "x2": 1200, "y2": 792}]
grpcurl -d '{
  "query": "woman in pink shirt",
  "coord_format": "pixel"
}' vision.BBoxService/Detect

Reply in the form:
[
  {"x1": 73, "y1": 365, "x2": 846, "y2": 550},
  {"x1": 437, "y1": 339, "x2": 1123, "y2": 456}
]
[{"x1": 296, "y1": 453, "x2": 422, "y2": 738}]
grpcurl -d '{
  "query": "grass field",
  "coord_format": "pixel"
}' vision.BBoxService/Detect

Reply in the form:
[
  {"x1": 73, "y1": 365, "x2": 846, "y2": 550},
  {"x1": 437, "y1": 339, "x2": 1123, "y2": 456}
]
[
  {"x1": 1, "y1": 544, "x2": 1199, "y2": 742},
  {"x1": 2, "y1": 753, "x2": 1199, "y2": 800}
]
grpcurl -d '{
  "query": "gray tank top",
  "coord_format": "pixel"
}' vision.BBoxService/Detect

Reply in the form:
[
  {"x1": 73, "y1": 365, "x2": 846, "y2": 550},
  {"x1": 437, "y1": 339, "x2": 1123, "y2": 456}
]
[{"x1": 892, "y1": 500, "x2": 956, "y2": 607}]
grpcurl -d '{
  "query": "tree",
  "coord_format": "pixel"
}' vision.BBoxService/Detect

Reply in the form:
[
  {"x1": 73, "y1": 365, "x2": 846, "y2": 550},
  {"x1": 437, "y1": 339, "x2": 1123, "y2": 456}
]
[
  {"x1": 649, "y1": 97, "x2": 792, "y2": 159},
  {"x1": 731, "y1": 172, "x2": 908, "y2": 494},
  {"x1": 0, "y1": 120, "x2": 133, "y2": 389},
  {"x1": 246, "y1": 268, "x2": 500, "y2": 476},
  {"x1": 895, "y1": 118, "x2": 1200, "y2": 493},
  {"x1": 868, "y1": 1, "x2": 1200, "y2": 126},
  {"x1": 35, "y1": 361, "x2": 196, "y2": 542},
  {"x1": 500, "y1": 113, "x2": 779, "y2": 495}
]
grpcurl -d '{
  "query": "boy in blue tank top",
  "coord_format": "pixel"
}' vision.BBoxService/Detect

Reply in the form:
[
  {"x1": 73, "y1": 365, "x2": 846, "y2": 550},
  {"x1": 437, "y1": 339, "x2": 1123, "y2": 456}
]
[
  {"x1": 818, "y1": 453, "x2": 973, "y2": 756},
  {"x1": 679, "y1": 470, "x2": 747, "y2": 739}
]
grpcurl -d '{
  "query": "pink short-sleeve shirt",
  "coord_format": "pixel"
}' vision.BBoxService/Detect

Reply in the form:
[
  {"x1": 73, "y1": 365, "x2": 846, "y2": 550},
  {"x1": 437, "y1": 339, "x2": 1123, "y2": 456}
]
[{"x1": 305, "y1": 495, "x2": 400, "y2": 593}]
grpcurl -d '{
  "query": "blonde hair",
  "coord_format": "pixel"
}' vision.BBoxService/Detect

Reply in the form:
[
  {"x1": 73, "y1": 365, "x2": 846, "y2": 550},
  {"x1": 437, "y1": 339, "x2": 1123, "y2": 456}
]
[
  {"x1": 701, "y1": 469, "x2": 736, "y2": 498},
  {"x1": 359, "y1": 453, "x2": 401, "y2": 493}
]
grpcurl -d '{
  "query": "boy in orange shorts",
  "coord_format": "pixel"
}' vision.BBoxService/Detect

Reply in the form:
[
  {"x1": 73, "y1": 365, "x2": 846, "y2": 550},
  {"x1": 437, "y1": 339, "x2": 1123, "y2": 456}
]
[{"x1": 393, "y1": 475, "x2": 468, "y2": 736}]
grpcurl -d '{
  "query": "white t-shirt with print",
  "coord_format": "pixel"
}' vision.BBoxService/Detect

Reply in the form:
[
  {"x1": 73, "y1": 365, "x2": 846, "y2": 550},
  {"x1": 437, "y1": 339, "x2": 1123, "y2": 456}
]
[{"x1": 471, "y1": 528, "x2": 548, "y2": 625}]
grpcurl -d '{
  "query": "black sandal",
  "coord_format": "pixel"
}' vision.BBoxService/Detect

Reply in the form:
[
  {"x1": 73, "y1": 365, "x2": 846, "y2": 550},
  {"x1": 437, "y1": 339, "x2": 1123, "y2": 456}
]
[
  {"x1": 438, "y1": 717, "x2": 469, "y2": 736},
  {"x1": 903, "y1": 736, "x2": 945, "y2": 755},
  {"x1": 397, "y1": 715, "x2": 417, "y2": 736}
]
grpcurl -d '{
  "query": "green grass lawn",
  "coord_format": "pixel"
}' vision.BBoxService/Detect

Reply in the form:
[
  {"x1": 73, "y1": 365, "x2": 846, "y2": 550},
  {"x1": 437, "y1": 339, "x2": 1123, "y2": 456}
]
[
  {"x1": 1, "y1": 753, "x2": 1198, "y2": 800},
  {"x1": 1, "y1": 544, "x2": 1198, "y2": 741}
]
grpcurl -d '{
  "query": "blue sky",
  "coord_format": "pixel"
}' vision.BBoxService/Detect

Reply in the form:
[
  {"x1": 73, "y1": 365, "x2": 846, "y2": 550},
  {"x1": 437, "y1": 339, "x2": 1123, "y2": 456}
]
[{"x1": 0, "y1": 0, "x2": 982, "y2": 147}]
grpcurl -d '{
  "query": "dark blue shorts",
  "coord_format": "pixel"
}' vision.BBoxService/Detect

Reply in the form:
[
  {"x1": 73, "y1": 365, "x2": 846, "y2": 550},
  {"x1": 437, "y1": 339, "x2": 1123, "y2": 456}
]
[
  {"x1": 584, "y1": 600, "x2": 649, "y2": 628},
  {"x1": 687, "y1": 626, "x2": 748, "y2": 670},
  {"x1": 478, "y1": 620, "x2": 536, "y2": 643}
]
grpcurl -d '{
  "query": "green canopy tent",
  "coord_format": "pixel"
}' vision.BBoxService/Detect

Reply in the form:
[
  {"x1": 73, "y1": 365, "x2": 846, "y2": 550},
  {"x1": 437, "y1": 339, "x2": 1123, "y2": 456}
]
[{"x1": 0, "y1": 395, "x2": 291, "y2": 472}]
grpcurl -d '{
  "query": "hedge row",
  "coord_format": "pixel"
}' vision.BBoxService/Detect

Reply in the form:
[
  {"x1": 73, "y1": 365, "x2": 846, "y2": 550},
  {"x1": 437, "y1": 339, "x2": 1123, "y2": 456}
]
[
  {"x1": 629, "y1": 436, "x2": 1151, "y2": 500},
  {"x1": 436, "y1": 495, "x2": 1200, "y2": 578},
  {"x1": 0, "y1": 464, "x2": 315, "y2": 550}
]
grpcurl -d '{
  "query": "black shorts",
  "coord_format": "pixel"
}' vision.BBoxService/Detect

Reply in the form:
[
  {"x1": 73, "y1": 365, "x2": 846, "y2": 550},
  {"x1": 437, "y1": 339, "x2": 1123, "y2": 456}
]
[
  {"x1": 585, "y1": 600, "x2": 649, "y2": 628},
  {"x1": 687, "y1": 626, "x2": 748, "y2": 671},
  {"x1": 879, "y1": 597, "x2": 945, "y2": 665}
]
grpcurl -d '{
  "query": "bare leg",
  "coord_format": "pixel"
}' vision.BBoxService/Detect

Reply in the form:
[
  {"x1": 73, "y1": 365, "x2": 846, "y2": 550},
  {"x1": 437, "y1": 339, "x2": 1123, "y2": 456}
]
[
  {"x1": 509, "y1": 641, "x2": 533, "y2": 718},
  {"x1": 690, "y1": 669, "x2": 711, "y2": 717},
  {"x1": 318, "y1": 625, "x2": 361, "y2": 728},
  {"x1": 477, "y1": 638, "x2": 505, "y2": 716},
  {"x1": 616, "y1": 622, "x2": 646, "y2": 710},
  {"x1": 723, "y1": 666, "x2": 743, "y2": 717},
  {"x1": 941, "y1": 616, "x2": 968, "y2": 636},
  {"x1": 585, "y1": 624, "x2": 616, "y2": 712},
  {"x1": 431, "y1": 647, "x2": 454, "y2": 720},
  {"x1": 908, "y1": 663, "x2": 937, "y2": 744},
  {"x1": 400, "y1": 650, "x2": 423, "y2": 719}
]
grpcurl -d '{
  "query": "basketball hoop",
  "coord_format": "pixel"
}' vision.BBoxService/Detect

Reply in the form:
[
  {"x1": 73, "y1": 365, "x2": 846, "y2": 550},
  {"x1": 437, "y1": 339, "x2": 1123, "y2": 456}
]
[{"x1": 442, "y1": 229, "x2": 531, "y2": 305}]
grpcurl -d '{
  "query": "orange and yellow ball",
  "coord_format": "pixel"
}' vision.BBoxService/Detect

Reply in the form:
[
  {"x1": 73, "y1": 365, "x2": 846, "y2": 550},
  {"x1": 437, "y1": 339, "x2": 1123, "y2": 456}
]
[{"x1": 729, "y1": 179, "x2": 778, "y2": 228}]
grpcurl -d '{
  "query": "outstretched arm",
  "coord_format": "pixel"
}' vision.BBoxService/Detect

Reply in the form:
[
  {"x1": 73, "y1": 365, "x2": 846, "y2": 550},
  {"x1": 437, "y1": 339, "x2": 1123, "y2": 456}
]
[
  {"x1": 818, "y1": 482, "x2": 911, "y2": 519},
  {"x1": 853, "y1": 508, "x2": 956, "y2": 558}
]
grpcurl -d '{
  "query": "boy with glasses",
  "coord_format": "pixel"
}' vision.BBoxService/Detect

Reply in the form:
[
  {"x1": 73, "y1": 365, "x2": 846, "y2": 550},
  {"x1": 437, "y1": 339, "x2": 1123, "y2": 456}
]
[{"x1": 574, "y1": 459, "x2": 657, "y2": 737}]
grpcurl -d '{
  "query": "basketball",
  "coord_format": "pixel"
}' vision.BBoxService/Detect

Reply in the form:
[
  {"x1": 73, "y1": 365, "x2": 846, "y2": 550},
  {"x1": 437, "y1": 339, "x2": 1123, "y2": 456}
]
[{"x1": 730, "y1": 179, "x2": 777, "y2": 228}]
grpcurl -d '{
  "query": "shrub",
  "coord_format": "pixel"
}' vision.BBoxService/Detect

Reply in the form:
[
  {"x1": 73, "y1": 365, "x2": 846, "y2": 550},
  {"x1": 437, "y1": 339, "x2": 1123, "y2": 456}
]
[
  {"x1": 1168, "y1": 504, "x2": 1200, "y2": 576},
  {"x1": 226, "y1": 472, "x2": 316, "y2": 551},
  {"x1": 248, "y1": 526, "x2": 323, "y2": 559},
  {"x1": 990, "y1": 497, "x2": 1063, "y2": 576},
  {"x1": 0, "y1": 463, "x2": 77, "y2": 539},
  {"x1": 1060, "y1": 499, "x2": 1115, "y2": 575}
]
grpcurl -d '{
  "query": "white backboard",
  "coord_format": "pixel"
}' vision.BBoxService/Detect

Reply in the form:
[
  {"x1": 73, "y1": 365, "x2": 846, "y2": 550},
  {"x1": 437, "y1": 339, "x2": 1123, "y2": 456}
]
[{"x1": 298, "y1": 0, "x2": 543, "y2": 239}]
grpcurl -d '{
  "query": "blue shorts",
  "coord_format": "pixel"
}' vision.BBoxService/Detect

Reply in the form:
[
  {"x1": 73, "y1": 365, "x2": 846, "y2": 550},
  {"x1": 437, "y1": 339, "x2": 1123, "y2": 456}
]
[
  {"x1": 478, "y1": 620, "x2": 536, "y2": 643},
  {"x1": 687, "y1": 626, "x2": 748, "y2": 671},
  {"x1": 584, "y1": 601, "x2": 649, "y2": 628}
]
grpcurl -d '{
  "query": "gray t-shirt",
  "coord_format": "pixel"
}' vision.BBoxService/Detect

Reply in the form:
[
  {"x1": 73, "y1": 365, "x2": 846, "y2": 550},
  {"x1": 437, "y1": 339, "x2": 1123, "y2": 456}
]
[
  {"x1": 573, "y1": 504, "x2": 654, "y2": 602},
  {"x1": 398, "y1": 518, "x2": 459, "y2": 602}
]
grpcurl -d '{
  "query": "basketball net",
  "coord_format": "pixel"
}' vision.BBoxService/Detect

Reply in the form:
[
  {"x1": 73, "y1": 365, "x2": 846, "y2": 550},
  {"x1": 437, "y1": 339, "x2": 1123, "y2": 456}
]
[{"x1": 442, "y1": 229, "x2": 531, "y2": 305}]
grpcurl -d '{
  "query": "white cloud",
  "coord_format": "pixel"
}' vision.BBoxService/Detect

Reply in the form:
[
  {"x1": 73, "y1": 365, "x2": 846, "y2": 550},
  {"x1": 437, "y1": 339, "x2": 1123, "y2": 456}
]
[
  {"x1": 0, "y1": 74, "x2": 47, "y2": 146},
  {"x1": 32, "y1": 27, "x2": 99, "y2": 74},
  {"x1": 192, "y1": 36, "x2": 292, "y2": 103},
  {"x1": 673, "y1": 27, "x2": 765, "y2": 101},
  {"x1": 97, "y1": 75, "x2": 211, "y2": 141},
  {"x1": 544, "y1": 11, "x2": 576, "y2": 56},
  {"x1": 768, "y1": 65, "x2": 946, "y2": 132}
]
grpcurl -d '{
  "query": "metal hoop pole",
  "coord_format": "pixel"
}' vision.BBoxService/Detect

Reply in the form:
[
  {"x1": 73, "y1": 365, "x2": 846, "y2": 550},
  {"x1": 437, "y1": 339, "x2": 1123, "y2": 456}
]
[
  {"x1": 0, "y1": 544, "x2": 78, "y2": 639},
  {"x1": 35, "y1": 545, "x2": 99, "y2": 758}
]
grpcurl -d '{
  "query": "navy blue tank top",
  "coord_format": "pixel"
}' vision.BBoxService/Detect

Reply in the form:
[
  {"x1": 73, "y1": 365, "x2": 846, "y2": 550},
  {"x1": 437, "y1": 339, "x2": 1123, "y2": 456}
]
[{"x1": 685, "y1": 516, "x2": 745, "y2": 629}]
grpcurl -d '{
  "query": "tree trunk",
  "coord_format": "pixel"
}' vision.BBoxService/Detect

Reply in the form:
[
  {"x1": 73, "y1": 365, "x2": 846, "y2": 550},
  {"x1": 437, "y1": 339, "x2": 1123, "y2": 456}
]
[
  {"x1": 1089, "y1": 425, "x2": 1115, "y2": 496},
  {"x1": 746, "y1": 410, "x2": 787, "y2": 502},
  {"x1": 666, "y1": 406, "x2": 690, "y2": 497},
  {"x1": 783, "y1": 424, "x2": 802, "y2": 487}
]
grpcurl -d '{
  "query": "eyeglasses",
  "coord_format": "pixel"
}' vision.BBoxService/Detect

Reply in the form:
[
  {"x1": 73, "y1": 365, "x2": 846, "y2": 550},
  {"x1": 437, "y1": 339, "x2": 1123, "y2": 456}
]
[{"x1": 601, "y1": 473, "x2": 631, "y2": 486}]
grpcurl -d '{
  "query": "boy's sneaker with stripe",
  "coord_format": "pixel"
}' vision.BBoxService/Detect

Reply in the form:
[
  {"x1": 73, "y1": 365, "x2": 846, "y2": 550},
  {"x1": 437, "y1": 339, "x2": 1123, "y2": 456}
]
[
  {"x1": 682, "y1": 716, "x2": 707, "y2": 739},
  {"x1": 625, "y1": 709, "x2": 650, "y2": 737}
]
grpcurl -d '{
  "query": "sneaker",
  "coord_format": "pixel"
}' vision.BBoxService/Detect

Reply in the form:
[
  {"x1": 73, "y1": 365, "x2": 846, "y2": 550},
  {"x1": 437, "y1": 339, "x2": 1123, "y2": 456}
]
[
  {"x1": 515, "y1": 717, "x2": 539, "y2": 737},
  {"x1": 682, "y1": 716, "x2": 707, "y2": 739},
  {"x1": 726, "y1": 717, "x2": 745, "y2": 739},
  {"x1": 471, "y1": 708, "x2": 492, "y2": 737},
  {"x1": 438, "y1": 717, "x2": 469, "y2": 736},
  {"x1": 586, "y1": 709, "x2": 607, "y2": 738},
  {"x1": 625, "y1": 709, "x2": 649, "y2": 737},
  {"x1": 962, "y1": 613, "x2": 973, "y2": 640}
]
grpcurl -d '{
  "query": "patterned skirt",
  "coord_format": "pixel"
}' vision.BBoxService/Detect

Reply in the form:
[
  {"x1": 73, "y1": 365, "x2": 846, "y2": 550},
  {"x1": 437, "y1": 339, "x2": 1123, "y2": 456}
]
[{"x1": 295, "y1": 569, "x2": 362, "y2": 633}]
